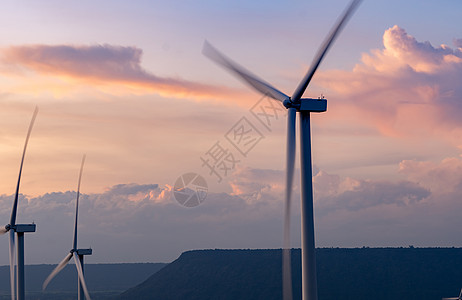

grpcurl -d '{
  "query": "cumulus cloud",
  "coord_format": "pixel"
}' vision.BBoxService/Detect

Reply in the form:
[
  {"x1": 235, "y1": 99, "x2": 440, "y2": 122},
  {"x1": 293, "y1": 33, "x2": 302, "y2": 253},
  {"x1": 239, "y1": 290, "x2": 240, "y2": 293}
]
[
  {"x1": 2, "y1": 157, "x2": 462, "y2": 265},
  {"x1": 101, "y1": 183, "x2": 173, "y2": 203},
  {"x1": 312, "y1": 170, "x2": 430, "y2": 215},
  {"x1": 318, "y1": 26, "x2": 462, "y2": 144},
  {"x1": 399, "y1": 157, "x2": 462, "y2": 194},
  {"x1": 0, "y1": 44, "x2": 239, "y2": 100},
  {"x1": 227, "y1": 165, "x2": 432, "y2": 215},
  {"x1": 0, "y1": 180, "x2": 285, "y2": 265},
  {"x1": 228, "y1": 167, "x2": 285, "y2": 203},
  {"x1": 454, "y1": 38, "x2": 462, "y2": 49},
  {"x1": 365, "y1": 25, "x2": 461, "y2": 73}
]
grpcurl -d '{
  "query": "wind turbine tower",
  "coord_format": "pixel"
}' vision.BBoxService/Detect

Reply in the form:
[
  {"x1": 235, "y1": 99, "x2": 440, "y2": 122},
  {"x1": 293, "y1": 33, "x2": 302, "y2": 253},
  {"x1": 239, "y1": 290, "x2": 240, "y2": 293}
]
[
  {"x1": 43, "y1": 155, "x2": 92, "y2": 300},
  {"x1": 0, "y1": 107, "x2": 38, "y2": 300},
  {"x1": 203, "y1": 1, "x2": 362, "y2": 299}
]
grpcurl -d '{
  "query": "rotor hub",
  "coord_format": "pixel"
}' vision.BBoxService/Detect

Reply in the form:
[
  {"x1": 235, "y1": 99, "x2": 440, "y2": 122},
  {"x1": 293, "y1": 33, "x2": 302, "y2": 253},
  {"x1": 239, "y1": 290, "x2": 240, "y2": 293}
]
[{"x1": 283, "y1": 98, "x2": 300, "y2": 110}]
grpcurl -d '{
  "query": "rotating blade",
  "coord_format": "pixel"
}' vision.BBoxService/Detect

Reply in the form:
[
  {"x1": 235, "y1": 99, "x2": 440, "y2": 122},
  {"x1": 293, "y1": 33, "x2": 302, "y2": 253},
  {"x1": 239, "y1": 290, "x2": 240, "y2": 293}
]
[
  {"x1": 42, "y1": 253, "x2": 73, "y2": 290},
  {"x1": 9, "y1": 230, "x2": 15, "y2": 300},
  {"x1": 10, "y1": 106, "x2": 39, "y2": 226},
  {"x1": 73, "y1": 252, "x2": 91, "y2": 300},
  {"x1": 0, "y1": 226, "x2": 7, "y2": 235},
  {"x1": 202, "y1": 40, "x2": 289, "y2": 102},
  {"x1": 283, "y1": 107, "x2": 296, "y2": 300},
  {"x1": 291, "y1": 0, "x2": 362, "y2": 101},
  {"x1": 73, "y1": 155, "x2": 86, "y2": 250},
  {"x1": 442, "y1": 298, "x2": 459, "y2": 300}
]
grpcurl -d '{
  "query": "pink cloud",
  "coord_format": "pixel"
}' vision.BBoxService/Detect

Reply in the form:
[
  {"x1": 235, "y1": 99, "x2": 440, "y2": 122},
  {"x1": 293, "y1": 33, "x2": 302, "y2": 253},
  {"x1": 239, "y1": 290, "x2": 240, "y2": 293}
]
[
  {"x1": 317, "y1": 26, "x2": 462, "y2": 144},
  {"x1": 399, "y1": 157, "x2": 462, "y2": 194},
  {"x1": 0, "y1": 44, "x2": 243, "y2": 101},
  {"x1": 364, "y1": 25, "x2": 460, "y2": 73},
  {"x1": 228, "y1": 167, "x2": 285, "y2": 204}
]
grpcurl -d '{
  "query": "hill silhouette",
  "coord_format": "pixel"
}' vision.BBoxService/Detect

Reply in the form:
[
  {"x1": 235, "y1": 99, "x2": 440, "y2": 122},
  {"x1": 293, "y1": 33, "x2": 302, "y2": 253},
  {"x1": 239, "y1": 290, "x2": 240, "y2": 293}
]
[
  {"x1": 0, "y1": 263, "x2": 166, "y2": 299},
  {"x1": 118, "y1": 247, "x2": 462, "y2": 300}
]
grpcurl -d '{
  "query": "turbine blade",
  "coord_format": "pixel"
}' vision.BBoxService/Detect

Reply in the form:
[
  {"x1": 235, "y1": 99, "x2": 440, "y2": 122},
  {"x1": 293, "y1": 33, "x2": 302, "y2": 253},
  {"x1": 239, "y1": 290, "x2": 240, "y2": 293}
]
[
  {"x1": 73, "y1": 252, "x2": 91, "y2": 300},
  {"x1": 0, "y1": 226, "x2": 7, "y2": 235},
  {"x1": 9, "y1": 230, "x2": 15, "y2": 300},
  {"x1": 73, "y1": 155, "x2": 86, "y2": 250},
  {"x1": 10, "y1": 106, "x2": 39, "y2": 226},
  {"x1": 202, "y1": 40, "x2": 289, "y2": 102},
  {"x1": 442, "y1": 298, "x2": 459, "y2": 300},
  {"x1": 283, "y1": 107, "x2": 296, "y2": 300},
  {"x1": 42, "y1": 253, "x2": 72, "y2": 290},
  {"x1": 291, "y1": 0, "x2": 362, "y2": 101}
]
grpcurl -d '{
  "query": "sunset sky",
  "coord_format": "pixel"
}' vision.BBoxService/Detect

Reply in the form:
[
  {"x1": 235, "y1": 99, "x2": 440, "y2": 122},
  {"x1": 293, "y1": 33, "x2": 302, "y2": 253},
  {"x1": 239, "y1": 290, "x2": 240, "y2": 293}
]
[{"x1": 1, "y1": 0, "x2": 462, "y2": 265}]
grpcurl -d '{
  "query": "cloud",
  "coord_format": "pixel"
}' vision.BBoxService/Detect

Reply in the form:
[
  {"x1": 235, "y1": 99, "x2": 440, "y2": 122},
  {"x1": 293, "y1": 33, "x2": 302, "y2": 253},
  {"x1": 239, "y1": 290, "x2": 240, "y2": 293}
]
[
  {"x1": 2, "y1": 158, "x2": 462, "y2": 264},
  {"x1": 454, "y1": 38, "x2": 462, "y2": 49},
  {"x1": 372, "y1": 25, "x2": 461, "y2": 73},
  {"x1": 228, "y1": 165, "x2": 432, "y2": 216},
  {"x1": 227, "y1": 165, "x2": 433, "y2": 218},
  {"x1": 313, "y1": 170, "x2": 430, "y2": 215},
  {"x1": 100, "y1": 183, "x2": 173, "y2": 203},
  {"x1": 0, "y1": 44, "x2": 241, "y2": 101},
  {"x1": 228, "y1": 167, "x2": 285, "y2": 203},
  {"x1": 317, "y1": 26, "x2": 462, "y2": 145},
  {"x1": 0, "y1": 180, "x2": 285, "y2": 264},
  {"x1": 399, "y1": 157, "x2": 462, "y2": 194}
]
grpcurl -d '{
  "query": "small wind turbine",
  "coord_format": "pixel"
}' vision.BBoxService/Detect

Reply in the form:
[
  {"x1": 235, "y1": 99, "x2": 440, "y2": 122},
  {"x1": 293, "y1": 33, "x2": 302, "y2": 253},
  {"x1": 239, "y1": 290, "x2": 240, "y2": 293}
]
[
  {"x1": 0, "y1": 107, "x2": 38, "y2": 300},
  {"x1": 42, "y1": 155, "x2": 92, "y2": 300},
  {"x1": 202, "y1": 1, "x2": 361, "y2": 299},
  {"x1": 443, "y1": 288, "x2": 462, "y2": 300}
]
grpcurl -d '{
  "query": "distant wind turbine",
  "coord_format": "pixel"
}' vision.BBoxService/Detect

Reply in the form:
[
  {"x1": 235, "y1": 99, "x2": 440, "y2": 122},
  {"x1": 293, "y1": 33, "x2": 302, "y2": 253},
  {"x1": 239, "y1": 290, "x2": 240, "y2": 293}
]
[
  {"x1": 42, "y1": 155, "x2": 92, "y2": 300},
  {"x1": 202, "y1": 1, "x2": 362, "y2": 299},
  {"x1": 443, "y1": 288, "x2": 462, "y2": 300},
  {"x1": 0, "y1": 107, "x2": 38, "y2": 300}
]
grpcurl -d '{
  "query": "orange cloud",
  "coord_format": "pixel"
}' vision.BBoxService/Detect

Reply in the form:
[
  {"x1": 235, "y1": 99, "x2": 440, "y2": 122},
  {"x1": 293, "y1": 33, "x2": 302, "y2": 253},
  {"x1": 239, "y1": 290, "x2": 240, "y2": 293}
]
[{"x1": 0, "y1": 44, "x2": 245, "y2": 103}]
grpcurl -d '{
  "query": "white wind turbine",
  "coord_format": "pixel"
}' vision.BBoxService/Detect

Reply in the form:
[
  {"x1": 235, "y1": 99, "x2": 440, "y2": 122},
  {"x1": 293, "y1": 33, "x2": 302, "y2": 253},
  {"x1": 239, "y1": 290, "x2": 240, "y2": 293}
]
[
  {"x1": 42, "y1": 155, "x2": 92, "y2": 300},
  {"x1": 0, "y1": 107, "x2": 38, "y2": 300},
  {"x1": 202, "y1": 1, "x2": 362, "y2": 299}
]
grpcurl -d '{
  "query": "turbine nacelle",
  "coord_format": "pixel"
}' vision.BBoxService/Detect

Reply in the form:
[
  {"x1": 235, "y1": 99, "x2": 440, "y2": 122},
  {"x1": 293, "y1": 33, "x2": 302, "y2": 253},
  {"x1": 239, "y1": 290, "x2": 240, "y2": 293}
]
[
  {"x1": 284, "y1": 98, "x2": 327, "y2": 113},
  {"x1": 203, "y1": 1, "x2": 361, "y2": 299},
  {"x1": 3, "y1": 224, "x2": 36, "y2": 233},
  {"x1": 15, "y1": 224, "x2": 36, "y2": 233},
  {"x1": 43, "y1": 155, "x2": 92, "y2": 300},
  {"x1": 75, "y1": 248, "x2": 93, "y2": 256},
  {"x1": 1, "y1": 107, "x2": 38, "y2": 300},
  {"x1": 299, "y1": 98, "x2": 327, "y2": 112}
]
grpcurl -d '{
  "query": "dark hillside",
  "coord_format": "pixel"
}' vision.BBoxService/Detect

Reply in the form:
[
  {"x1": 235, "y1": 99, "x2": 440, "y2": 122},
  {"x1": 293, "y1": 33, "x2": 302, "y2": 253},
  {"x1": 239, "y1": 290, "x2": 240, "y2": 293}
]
[
  {"x1": 118, "y1": 248, "x2": 462, "y2": 300},
  {"x1": 0, "y1": 263, "x2": 166, "y2": 299},
  {"x1": 119, "y1": 249, "x2": 289, "y2": 300}
]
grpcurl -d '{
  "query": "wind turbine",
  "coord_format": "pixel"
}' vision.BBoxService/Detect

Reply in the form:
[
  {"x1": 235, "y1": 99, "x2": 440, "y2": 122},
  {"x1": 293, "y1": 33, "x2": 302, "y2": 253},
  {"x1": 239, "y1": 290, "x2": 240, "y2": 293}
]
[
  {"x1": 42, "y1": 155, "x2": 92, "y2": 300},
  {"x1": 0, "y1": 107, "x2": 38, "y2": 300},
  {"x1": 202, "y1": 1, "x2": 362, "y2": 299},
  {"x1": 443, "y1": 288, "x2": 462, "y2": 300}
]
